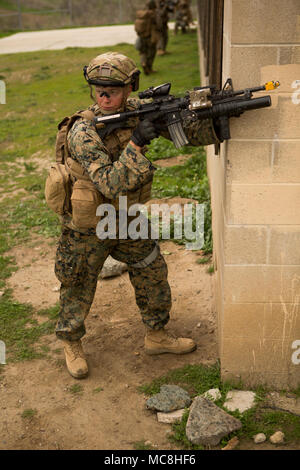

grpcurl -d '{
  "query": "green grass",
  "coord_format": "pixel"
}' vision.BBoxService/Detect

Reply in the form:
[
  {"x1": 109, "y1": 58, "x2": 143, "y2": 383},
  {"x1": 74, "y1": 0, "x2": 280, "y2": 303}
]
[
  {"x1": 21, "y1": 408, "x2": 37, "y2": 419},
  {"x1": 0, "y1": 290, "x2": 59, "y2": 361},
  {"x1": 68, "y1": 384, "x2": 84, "y2": 395}
]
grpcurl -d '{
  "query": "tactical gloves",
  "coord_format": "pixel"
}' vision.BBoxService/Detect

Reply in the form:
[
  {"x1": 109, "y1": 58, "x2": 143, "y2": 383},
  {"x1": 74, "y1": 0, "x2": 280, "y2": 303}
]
[{"x1": 131, "y1": 119, "x2": 159, "y2": 147}]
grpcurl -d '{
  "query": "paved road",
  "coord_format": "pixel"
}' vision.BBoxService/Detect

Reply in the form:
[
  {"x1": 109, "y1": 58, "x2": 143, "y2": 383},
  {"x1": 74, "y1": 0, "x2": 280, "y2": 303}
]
[{"x1": 0, "y1": 23, "x2": 175, "y2": 54}]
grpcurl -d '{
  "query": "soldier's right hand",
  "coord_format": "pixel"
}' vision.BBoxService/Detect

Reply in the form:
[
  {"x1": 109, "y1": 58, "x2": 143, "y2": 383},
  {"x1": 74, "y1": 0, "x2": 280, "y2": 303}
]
[{"x1": 131, "y1": 119, "x2": 159, "y2": 147}]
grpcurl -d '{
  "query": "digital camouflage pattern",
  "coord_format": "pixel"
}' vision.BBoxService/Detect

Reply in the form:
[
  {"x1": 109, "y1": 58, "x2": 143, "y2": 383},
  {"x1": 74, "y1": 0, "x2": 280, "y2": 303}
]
[
  {"x1": 67, "y1": 117, "x2": 154, "y2": 200},
  {"x1": 156, "y1": 0, "x2": 170, "y2": 53},
  {"x1": 84, "y1": 52, "x2": 139, "y2": 87},
  {"x1": 135, "y1": 3, "x2": 159, "y2": 74},
  {"x1": 55, "y1": 93, "x2": 219, "y2": 340},
  {"x1": 55, "y1": 227, "x2": 171, "y2": 340}
]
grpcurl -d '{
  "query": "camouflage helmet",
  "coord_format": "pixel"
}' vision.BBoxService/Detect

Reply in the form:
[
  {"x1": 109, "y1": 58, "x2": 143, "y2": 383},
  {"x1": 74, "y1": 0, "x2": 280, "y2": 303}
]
[{"x1": 83, "y1": 52, "x2": 141, "y2": 91}]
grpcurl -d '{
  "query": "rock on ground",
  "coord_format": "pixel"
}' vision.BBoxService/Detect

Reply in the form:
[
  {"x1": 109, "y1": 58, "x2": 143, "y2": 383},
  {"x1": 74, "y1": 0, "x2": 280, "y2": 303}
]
[
  {"x1": 99, "y1": 256, "x2": 128, "y2": 279},
  {"x1": 223, "y1": 390, "x2": 256, "y2": 413},
  {"x1": 202, "y1": 388, "x2": 221, "y2": 402},
  {"x1": 186, "y1": 396, "x2": 242, "y2": 446},
  {"x1": 157, "y1": 409, "x2": 186, "y2": 424},
  {"x1": 146, "y1": 385, "x2": 191, "y2": 412},
  {"x1": 265, "y1": 392, "x2": 300, "y2": 416},
  {"x1": 253, "y1": 433, "x2": 267, "y2": 444},
  {"x1": 270, "y1": 431, "x2": 285, "y2": 444}
]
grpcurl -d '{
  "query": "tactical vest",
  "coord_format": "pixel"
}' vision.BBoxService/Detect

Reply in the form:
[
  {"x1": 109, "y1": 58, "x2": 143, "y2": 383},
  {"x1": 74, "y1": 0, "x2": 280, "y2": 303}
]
[{"x1": 51, "y1": 102, "x2": 153, "y2": 231}]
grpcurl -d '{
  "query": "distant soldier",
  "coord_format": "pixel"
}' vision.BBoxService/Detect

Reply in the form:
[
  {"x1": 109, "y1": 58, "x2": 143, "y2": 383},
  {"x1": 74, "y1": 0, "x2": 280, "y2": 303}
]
[
  {"x1": 174, "y1": 0, "x2": 193, "y2": 34},
  {"x1": 134, "y1": 0, "x2": 159, "y2": 75},
  {"x1": 155, "y1": 0, "x2": 176, "y2": 56}
]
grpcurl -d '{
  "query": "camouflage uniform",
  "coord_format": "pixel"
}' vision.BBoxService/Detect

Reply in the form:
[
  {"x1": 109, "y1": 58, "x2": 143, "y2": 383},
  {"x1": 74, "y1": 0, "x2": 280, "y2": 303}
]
[
  {"x1": 156, "y1": 0, "x2": 170, "y2": 55},
  {"x1": 135, "y1": 0, "x2": 160, "y2": 74},
  {"x1": 54, "y1": 97, "x2": 218, "y2": 342},
  {"x1": 52, "y1": 51, "x2": 219, "y2": 345},
  {"x1": 174, "y1": 0, "x2": 193, "y2": 34}
]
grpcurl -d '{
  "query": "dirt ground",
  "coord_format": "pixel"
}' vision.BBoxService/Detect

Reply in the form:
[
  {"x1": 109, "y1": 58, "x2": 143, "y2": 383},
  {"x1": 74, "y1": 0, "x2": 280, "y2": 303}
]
[
  {"x1": 0, "y1": 155, "x2": 297, "y2": 451},
  {"x1": 1, "y1": 233, "x2": 219, "y2": 451}
]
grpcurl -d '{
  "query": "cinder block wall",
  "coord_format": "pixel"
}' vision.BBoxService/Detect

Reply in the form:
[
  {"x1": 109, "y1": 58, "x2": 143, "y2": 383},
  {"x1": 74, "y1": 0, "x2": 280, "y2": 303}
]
[{"x1": 198, "y1": 0, "x2": 300, "y2": 389}]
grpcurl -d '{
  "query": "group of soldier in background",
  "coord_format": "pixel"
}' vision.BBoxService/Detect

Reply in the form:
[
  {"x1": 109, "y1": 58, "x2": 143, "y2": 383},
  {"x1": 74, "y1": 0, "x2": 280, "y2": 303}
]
[{"x1": 134, "y1": 0, "x2": 193, "y2": 75}]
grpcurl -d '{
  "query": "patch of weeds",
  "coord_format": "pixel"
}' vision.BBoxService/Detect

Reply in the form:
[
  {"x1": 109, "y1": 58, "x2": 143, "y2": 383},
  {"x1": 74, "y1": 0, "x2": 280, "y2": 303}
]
[
  {"x1": 138, "y1": 362, "x2": 221, "y2": 397},
  {"x1": 93, "y1": 387, "x2": 104, "y2": 394},
  {"x1": 0, "y1": 255, "x2": 18, "y2": 287},
  {"x1": 38, "y1": 303, "x2": 60, "y2": 320},
  {"x1": 24, "y1": 162, "x2": 37, "y2": 172},
  {"x1": 0, "y1": 290, "x2": 58, "y2": 362},
  {"x1": 147, "y1": 136, "x2": 199, "y2": 162},
  {"x1": 292, "y1": 385, "x2": 300, "y2": 398},
  {"x1": 68, "y1": 384, "x2": 83, "y2": 395},
  {"x1": 132, "y1": 440, "x2": 153, "y2": 450},
  {"x1": 228, "y1": 408, "x2": 300, "y2": 444},
  {"x1": 148, "y1": 151, "x2": 212, "y2": 252},
  {"x1": 196, "y1": 256, "x2": 211, "y2": 265},
  {"x1": 21, "y1": 408, "x2": 37, "y2": 419},
  {"x1": 206, "y1": 264, "x2": 214, "y2": 275}
]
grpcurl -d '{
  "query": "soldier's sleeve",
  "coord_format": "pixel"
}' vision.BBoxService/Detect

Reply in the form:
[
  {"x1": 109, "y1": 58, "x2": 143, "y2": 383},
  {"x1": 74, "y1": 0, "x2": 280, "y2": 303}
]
[
  {"x1": 67, "y1": 119, "x2": 155, "y2": 199},
  {"x1": 157, "y1": 118, "x2": 220, "y2": 147},
  {"x1": 182, "y1": 118, "x2": 220, "y2": 146}
]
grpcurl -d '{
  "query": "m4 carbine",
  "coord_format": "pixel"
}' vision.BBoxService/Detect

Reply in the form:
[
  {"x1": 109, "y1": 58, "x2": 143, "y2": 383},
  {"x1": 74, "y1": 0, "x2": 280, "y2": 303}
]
[{"x1": 94, "y1": 78, "x2": 280, "y2": 149}]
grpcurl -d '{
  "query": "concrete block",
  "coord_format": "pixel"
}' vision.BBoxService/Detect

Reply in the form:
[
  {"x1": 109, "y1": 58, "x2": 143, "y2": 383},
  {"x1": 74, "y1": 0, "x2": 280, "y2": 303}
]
[
  {"x1": 272, "y1": 142, "x2": 300, "y2": 183},
  {"x1": 221, "y1": 336, "x2": 299, "y2": 374},
  {"x1": 224, "y1": 225, "x2": 268, "y2": 264},
  {"x1": 261, "y1": 64, "x2": 300, "y2": 93},
  {"x1": 226, "y1": 184, "x2": 300, "y2": 225},
  {"x1": 223, "y1": 265, "x2": 300, "y2": 302},
  {"x1": 278, "y1": 46, "x2": 300, "y2": 65},
  {"x1": 229, "y1": 95, "x2": 300, "y2": 140},
  {"x1": 226, "y1": 141, "x2": 273, "y2": 184},
  {"x1": 222, "y1": 302, "x2": 300, "y2": 340},
  {"x1": 231, "y1": 0, "x2": 300, "y2": 44},
  {"x1": 230, "y1": 46, "x2": 278, "y2": 90},
  {"x1": 269, "y1": 226, "x2": 300, "y2": 264},
  {"x1": 226, "y1": 140, "x2": 300, "y2": 184}
]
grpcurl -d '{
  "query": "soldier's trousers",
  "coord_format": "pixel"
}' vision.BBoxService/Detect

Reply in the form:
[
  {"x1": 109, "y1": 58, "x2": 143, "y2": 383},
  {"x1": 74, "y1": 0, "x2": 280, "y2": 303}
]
[
  {"x1": 139, "y1": 37, "x2": 157, "y2": 72},
  {"x1": 54, "y1": 227, "x2": 172, "y2": 341},
  {"x1": 157, "y1": 27, "x2": 168, "y2": 52}
]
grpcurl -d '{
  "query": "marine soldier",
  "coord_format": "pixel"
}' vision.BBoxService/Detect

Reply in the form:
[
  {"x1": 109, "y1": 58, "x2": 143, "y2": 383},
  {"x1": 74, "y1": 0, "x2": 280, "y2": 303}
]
[
  {"x1": 134, "y1": 0, "x2": 159, "y2": 75},
  {"x1": 174, "y1": 0, "x2": 193, "y2": 34},
  {"x1": 155, "y1": 0, "x2": 173, "y2": 56},
  {"x1": 49, "y1": 52, "x2": 220, "y2": 379}
]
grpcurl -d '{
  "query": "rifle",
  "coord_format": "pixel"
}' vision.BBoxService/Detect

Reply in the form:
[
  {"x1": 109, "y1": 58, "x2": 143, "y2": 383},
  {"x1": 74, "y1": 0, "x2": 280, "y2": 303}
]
[{"x1": 94, "y1": 78, "x2": 280, "y2": 149}]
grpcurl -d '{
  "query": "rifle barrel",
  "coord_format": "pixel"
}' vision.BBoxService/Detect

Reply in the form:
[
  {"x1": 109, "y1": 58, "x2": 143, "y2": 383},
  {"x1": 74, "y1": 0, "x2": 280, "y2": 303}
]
[{"x1": 196, "y1": 96, "x2": 271, "y2": 119}]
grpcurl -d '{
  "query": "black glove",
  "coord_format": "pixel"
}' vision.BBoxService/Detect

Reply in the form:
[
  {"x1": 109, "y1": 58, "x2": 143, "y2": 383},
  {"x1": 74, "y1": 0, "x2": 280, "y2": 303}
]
[{"x1": 131, "y1": 119, "x2": 159, "y2": 147}]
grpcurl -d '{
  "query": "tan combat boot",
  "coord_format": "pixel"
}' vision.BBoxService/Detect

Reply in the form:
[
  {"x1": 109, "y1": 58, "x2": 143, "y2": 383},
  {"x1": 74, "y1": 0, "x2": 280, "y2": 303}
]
[
  {"x1": 62, "y1": 339, "x2": 88, "y2": 379},
  {"x1": 144, "y1": 328, "x2": 197, "y2": 355},
  {"x1": 157, "y1": 49, "x2": 166, "y2": 56}
]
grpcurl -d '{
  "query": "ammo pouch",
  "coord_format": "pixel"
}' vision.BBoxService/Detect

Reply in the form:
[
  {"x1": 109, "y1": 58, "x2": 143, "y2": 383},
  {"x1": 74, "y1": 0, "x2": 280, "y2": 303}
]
[
  {"x1": 45, "y1": 162, "x2": 71, "y2": 216},
  {"x1": 71, "y1": 179, "x2": 104, "y2": 229},
  {"x1": 134, "y1": 10, "x2": 152, "y2": 37}
]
